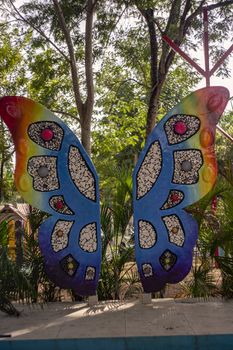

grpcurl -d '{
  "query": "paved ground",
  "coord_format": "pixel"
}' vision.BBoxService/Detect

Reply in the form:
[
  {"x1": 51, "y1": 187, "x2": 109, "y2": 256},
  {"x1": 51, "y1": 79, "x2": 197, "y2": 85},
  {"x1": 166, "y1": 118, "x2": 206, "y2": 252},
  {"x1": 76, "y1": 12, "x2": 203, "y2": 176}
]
[{"x1": 0, "y1": 298, "x2": 233, "y2": 340}]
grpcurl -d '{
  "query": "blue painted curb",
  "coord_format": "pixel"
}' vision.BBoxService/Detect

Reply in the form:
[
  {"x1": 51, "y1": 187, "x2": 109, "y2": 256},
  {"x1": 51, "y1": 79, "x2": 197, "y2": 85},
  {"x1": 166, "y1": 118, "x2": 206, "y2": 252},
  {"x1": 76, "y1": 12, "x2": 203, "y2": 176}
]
[{"x1": 1, "y1": 334, "x2": 233, "y2": 350}]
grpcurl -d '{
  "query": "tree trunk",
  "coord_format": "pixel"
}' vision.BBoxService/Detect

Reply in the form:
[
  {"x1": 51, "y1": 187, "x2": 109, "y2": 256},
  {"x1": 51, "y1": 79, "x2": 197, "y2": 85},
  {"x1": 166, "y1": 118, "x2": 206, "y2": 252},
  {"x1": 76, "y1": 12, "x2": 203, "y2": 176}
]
[
  {"x1": 52, "y1": 0, "x2": 95, "y2": 155},
  {"x1": 80, "y1": 113, "x2": 92, "y2": 156},
  {"x1": 140, "y1": 0, "x2": 211, "y2": 140},
  {"x1": 146, "y1": 82, "x2": 163, "y2": 138}
]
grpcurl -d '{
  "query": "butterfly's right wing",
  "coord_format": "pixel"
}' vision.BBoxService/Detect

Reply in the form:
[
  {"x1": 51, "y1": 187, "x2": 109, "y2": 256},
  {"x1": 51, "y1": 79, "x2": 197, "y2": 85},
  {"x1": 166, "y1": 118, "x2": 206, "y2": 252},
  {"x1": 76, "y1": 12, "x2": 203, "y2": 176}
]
[{"x1": 133, "y1": 86, "x2": 229, "y2": 292}]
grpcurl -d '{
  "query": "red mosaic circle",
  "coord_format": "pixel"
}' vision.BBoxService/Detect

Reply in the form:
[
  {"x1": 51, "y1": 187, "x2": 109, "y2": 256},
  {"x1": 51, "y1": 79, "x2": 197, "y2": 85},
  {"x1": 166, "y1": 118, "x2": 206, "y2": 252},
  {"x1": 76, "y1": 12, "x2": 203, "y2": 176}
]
[
  {"x1": 174, "y1": 121, "x2": 187, "y2": 135},
  {"x1": 40, "y1": 128, "x2": 54, "y2": 141},
  {"x1": 55, "y1": 200, "x2": 64, "y2": 210},
  {"x1": 170, "y1": 193, "x2": 180, "y2": 203}
]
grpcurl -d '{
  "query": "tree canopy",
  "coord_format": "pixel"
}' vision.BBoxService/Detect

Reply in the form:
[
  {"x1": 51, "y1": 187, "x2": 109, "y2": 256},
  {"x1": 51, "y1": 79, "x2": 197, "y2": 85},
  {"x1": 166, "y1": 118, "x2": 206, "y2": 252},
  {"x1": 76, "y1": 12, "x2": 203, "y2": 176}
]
[{"x1": 0, "y1": 0, "x2": 232, "y2": 197}]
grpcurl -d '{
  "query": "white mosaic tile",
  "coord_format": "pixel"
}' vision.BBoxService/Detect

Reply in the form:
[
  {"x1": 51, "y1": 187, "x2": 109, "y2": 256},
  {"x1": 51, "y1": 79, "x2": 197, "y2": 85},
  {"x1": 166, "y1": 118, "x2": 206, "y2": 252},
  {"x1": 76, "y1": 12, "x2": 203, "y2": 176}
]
[
  {"x1": 138, "y1": 220, "x2": 157, "y2": 249},
  {"x1": 51, "y1": 220, "x2": 73, "y2": 252},
  {"x1": 68, "y1": 146, "x2": 96, "y2": 201},
  {"x1": 137, "y1": 141, "x2": 162, "y2": 199},
  {"x1": 79, "y1": 223, "x2": 97, "y2": 253},
  {"x1": 28, "y1": 156, "x2": 59, "y2": 192},
  {"x1": 85, "y1": 266, "x2": 96, "y2": 280},
  {"x1": 162, "y1": 215, "x2": 185, "y2": 247},
  {"x1": 173, "y1": 150, "x2": 203, "y2": 185},
  {"x1": 142, "y1": 263, "x2": 153, "y2": 277}
]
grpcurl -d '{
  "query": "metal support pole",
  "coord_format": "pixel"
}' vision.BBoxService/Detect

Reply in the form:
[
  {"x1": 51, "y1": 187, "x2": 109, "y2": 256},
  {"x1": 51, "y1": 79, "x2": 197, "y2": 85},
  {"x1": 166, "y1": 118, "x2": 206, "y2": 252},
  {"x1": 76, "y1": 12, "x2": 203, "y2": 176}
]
[
  {"x1": 217, "y1": 125, "x2": 233, "y2": 142},
  {"x1": 162, "y1": 35, "x2": 205, "y2": 76},
  {"x1": 210, "y1": 43, "x2": 233, "y2": 76}
]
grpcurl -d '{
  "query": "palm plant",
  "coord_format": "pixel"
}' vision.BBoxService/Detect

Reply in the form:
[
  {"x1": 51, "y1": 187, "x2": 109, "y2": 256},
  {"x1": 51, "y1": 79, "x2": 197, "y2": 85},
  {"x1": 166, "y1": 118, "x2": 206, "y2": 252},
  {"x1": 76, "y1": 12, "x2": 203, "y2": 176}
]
[
  {"x1": 0, "y1": 206, "x2": 60, "y2": 317},
  {"x1": 182, "y1": 168, "x2": 233, "y2": 299},
  {"x1": 208, "y1": 189, "x2": 233, "y2": 298},
  {"x1": 98, "y1": 166, "x2": 140, "y2": 300},
  {"x1": 180, "y1": 261, "x2": 217, "y2": 299},
  {"x1": 170, "y1": 122, "x2": 233, "y2": 299},
  {"x1": 0, "y1": 215, "x2": 34, "y2": 316},
  {"x1": 22, "y1": 208, "x2": 61, "y2": 302}
]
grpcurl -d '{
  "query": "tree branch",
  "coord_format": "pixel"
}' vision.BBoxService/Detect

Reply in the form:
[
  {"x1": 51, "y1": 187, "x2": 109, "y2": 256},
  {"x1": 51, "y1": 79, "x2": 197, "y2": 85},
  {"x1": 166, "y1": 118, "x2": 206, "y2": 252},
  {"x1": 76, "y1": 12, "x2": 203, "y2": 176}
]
[
  {"x1": 184, "y1": 0, "x2": 206, "y2": 33},
  {"x1": 159, "y1": 0, "x2": 182, "y2": 75},
  {"x1": 180, "y1": 0, "x2": 192, "y2": 26},
  {"x1": 52, "y1": 0, "x2": 84, "y2": 117},
  {"x1": 84, "y1": 0, "x2": 95, "y2": 112},
  {"x1": 8, "y1": 0, "x2": 70, "y2": 62},
  {"x1": 138, "y1": 8, "x2": 158, "y2": 88},
  {"x1": 164, "y1": 0, "x2": 182, "y2": 36},
  {"x1": 165, "y1": 0, "x2": 233, "y2": 82},
  {"x1": 165, "y1": 0, "x2": 207, "y2": 73},
  {"x1": 51, "y1": 109, "x2": 81, "y2": 123},
  {"x1": 207, "y1": 0, "x2": 233, "y2": 11},
  {"x1": 101, "y1": 6, "x2": 128, "y2": 52},
  {"x1": 0, "y1": 20, "x2": 19, "y2": 27},
  {"x1": 150, "y1": 17, "x2": 164, "y2": 35}
]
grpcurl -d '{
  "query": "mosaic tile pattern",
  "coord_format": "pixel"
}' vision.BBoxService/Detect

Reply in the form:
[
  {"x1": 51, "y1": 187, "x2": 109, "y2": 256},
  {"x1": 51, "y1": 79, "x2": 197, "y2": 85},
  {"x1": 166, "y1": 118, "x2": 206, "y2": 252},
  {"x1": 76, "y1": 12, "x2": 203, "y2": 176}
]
[
  {"x1": 159, "y1": 250, "x2": 177, "y2": 271},
  {"x1": 161, "y1": 190, "x2": 184, "y2": 210},
  {"x1": 68, "y1": 146, "x2": 96, "y2": 201},
  {"x1": 164, "y1": 114, "x2": 200, "y2": 145},
  {"x1": 138, "y1": 220, "x2": 157, "y2": 249},
  {"x1": 28, "y1": 156, "x2": 59, "y2": 191},
  {"x1": 79, "y1": 223, "x2": 97, "y2": 253},
  {"x1": 136, "y1": 141, "x2": 162, "y2": 199},
  {"x1": 51, "y1": 220, "x2": 73, "y2": 252},
  {"x1": 28, "y1": 121, "x2": 64, "y2": 150},
  {"x1": 49, "y1": 195, "x2": 73, "y2": 215},
  {"x1": 85, "y1": 266, "x2": 96, "y2": 280},
  {"x1": 173, "y1": 150, "x2": 203, "y2": 185},
  {"x1": 162, "y1": 215, "x2": 185, "y2": 247},
  {"x1": 60, "y1": 254, "x2": 79, "y2": 276},
  {"x1": 142, "y1": 263, "x2": 153, "y2": 277}
]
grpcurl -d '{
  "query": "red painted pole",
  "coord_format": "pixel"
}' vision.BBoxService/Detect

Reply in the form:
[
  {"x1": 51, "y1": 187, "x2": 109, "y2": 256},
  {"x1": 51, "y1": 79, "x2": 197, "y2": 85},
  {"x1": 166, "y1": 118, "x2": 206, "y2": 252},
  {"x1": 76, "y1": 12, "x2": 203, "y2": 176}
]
[
  {"x1": 216, "y1": 125, "x2": 233, "y2": 142},
  {"x1": 210, "y1": 43, "x2": 233, "y2": 76},
  {"x1": 162, "y1": 35, "x2": 206, "y2": 76}
]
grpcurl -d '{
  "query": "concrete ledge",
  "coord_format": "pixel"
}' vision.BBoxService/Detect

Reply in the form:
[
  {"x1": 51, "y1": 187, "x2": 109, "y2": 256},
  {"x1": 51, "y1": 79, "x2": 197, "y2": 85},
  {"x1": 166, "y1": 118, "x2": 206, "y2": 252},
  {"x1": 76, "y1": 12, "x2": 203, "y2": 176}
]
[
  {"x1": 142, "y1": 293, "x2": 152, "y2": 304},
  {"x1": 88, "y1": 295, "x2": 98, "y2": 306},
  {"x1": 1, "y1": 334, "x2": 233, "y2": 350}
]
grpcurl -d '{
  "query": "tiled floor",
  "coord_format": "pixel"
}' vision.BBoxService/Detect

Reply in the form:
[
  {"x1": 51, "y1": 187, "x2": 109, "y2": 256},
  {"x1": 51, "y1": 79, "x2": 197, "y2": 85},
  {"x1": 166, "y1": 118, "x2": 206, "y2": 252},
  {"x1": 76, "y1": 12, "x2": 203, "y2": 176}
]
[{"x1": 0, "y1": 298, "x2": 232, "y2": 340}]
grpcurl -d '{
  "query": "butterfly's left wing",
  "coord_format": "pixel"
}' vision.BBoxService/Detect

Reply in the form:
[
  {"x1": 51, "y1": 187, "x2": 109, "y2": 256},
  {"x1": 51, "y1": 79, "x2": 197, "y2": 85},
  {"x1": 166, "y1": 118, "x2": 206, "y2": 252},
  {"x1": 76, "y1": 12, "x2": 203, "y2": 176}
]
[
  {"x1": 0, "y1": 96, "x2": 101, "y2": 296},
  {"x1": 133, "y1": 86, "x2": 229, "y2": 293}
]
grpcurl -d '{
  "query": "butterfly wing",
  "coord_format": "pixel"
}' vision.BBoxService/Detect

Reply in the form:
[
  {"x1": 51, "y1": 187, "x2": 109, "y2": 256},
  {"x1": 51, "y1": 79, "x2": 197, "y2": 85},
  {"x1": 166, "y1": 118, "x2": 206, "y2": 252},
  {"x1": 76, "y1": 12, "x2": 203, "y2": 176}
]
[
  {"x1": 0, "y1": 96, "x2": 101, "y2": 296},
  {"x1": 133, "y1": 86, "x2": 229, "y2": 292}
]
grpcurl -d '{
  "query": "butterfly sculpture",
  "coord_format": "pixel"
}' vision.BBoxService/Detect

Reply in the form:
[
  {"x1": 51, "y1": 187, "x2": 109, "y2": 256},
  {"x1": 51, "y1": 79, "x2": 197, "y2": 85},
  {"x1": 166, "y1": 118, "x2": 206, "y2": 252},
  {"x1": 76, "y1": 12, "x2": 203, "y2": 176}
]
[
  {"x1": 133, "y1": 86, "x2": 229, "y2": 293},
  {"x1": 0, "y1": 86, "x2": 229, "y2": 296},
  {"x1": 0, "y1": 96, "x2": 101, "y2": 296}
]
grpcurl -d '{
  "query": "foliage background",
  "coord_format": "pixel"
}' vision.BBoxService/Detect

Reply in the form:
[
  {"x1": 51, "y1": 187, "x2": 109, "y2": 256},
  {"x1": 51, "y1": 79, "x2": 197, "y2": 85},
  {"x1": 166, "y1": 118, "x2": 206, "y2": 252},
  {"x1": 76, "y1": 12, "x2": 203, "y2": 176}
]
[{"x1": 0, "y1": 0, "x2": 233, "y2": 307}]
